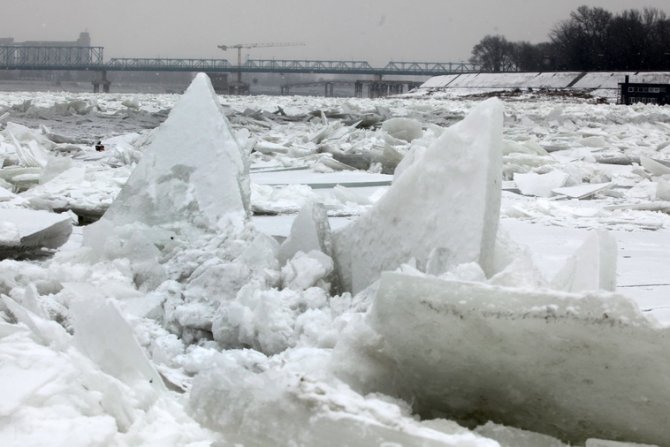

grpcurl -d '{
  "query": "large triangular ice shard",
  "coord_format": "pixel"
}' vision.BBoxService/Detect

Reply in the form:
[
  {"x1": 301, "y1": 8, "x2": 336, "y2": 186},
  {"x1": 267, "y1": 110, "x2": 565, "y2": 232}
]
[
  {"x1": 332, "y1": 98, "x2": 503, "y2": 293},
  {"x1": 100, "y1": 73, "x2": 249, "y2": 230}
]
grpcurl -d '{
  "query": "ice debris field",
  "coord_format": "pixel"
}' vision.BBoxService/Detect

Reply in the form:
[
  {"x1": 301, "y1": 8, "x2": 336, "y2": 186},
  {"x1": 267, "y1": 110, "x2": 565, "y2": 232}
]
[{"x1": 0, "y1": 73, "x2": 670, "y2": 446}]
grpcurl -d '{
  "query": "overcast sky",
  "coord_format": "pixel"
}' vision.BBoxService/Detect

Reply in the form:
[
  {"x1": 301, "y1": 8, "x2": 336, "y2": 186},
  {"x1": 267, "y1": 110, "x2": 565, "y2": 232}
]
[{"x1": 1, "y1": 0, "x2": 668, "y2": 65}]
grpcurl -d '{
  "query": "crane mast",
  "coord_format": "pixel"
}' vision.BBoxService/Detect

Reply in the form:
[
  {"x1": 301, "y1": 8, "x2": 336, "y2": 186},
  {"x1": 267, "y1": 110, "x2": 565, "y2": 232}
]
[{"x1": 217, "y1": 42, "x2": 305, "y2": 93}]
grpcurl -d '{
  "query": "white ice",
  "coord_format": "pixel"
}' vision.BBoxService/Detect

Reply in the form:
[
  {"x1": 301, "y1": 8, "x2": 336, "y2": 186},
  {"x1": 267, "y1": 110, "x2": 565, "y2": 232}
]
[{"x1": 333, "y1": 98, "x2": 503, "y2": 293}]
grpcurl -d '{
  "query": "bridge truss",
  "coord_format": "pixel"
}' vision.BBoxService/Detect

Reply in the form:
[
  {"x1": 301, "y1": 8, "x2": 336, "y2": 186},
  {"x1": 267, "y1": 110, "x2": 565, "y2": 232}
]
[{"x1": 0, "y1": 45, "x2": 481, "y2": 77}]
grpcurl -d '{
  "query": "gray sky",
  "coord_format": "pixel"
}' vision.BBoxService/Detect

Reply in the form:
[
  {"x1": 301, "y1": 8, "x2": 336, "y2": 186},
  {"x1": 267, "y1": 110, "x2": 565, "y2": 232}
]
[{"x1": 1, "y1": 0, "x2": 668, "y2": 65}]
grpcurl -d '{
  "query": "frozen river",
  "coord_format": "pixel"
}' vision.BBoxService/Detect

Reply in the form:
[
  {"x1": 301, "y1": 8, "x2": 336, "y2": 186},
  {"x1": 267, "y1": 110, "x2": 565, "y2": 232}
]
[{"x1": 1, "y1": 80, "x2": 669, "y2": 446}]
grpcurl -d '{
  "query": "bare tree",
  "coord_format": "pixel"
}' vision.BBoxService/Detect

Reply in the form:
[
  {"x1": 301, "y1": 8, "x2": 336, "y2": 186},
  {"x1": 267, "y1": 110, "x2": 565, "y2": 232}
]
[
  {"x1": 550, "y1": 6, "x2": 612, "y2": 70},
  {"x1": 469, "y1": 5, "x2": 670, "y2": 72},
  {"x1": 470, "y1": 35, "x2": 516, "y2": 72}
]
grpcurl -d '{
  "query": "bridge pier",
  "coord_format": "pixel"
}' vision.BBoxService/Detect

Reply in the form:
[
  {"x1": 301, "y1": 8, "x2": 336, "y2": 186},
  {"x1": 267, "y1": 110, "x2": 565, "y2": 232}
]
[
  {"x1": 280, "y1": 85, "x2": 290, "y2": 95},
  {"x1": 369, "y1": 81, "x2": 389, "y2": 98},
  {"x1": 365, "y1": 81, "x2": 421, "y2": 98},
  {"x1": 354, "y1": 81, "x2": 364, "y2": 97},
  {"x1": 389, "y1": 83, "x2": 403, "y2": 95},
  {"x1": 92, "y1": 70, "x2": 111, "y2": 93},
  {"x1": 209, "y1": 73, "x2": 229, "y2": 94},
  {"x1": 324, "y1": 82, "x2": 335, "y2": 97}
]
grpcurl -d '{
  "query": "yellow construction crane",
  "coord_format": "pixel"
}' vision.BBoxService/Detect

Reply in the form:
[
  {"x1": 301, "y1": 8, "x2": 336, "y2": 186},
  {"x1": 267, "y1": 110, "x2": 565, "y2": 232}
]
[{"x1": 217, "y1": 42, "x2": 305, "y2": 88}]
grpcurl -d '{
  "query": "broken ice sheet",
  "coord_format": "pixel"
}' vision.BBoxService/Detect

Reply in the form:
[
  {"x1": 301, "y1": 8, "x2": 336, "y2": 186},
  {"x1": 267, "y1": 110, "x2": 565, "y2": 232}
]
[
  {"x1": 552, "y1": 182, "x2": 613, "y2": 199},
  {"x1": 68, "y1": 283, "x2": 166, "y2": 392},
  {"x1": 0, "y1": 208, "x2": 72, "y2": 257},
  {"x1": 364, "y1": 272, "x2": 670, "y2": 446},
  {"x1": 640, "y1": 156, "x2": 670, "y2": 177}
]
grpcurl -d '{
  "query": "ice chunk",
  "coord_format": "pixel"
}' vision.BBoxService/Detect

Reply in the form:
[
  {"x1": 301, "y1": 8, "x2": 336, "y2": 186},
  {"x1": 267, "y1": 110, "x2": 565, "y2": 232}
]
[
  {"x1": 581, "y1": 136, "x2": 608, "y2": 148},
  {"x1": 2, "y1": 295, "x2": 70, "y2": 347},
  {"x1": 502, "y1": 140, "x2": 548, "y2": 156},
  {"x1": 190, "y1": 355, "x2": 498, "y2": 447},
  {"x1": 655, "y1": 181, "x2": 670, "y2": 201},
  {"x1": 332, "y1": 185, "x2": 372, "y2": 206},
  {"x1": 381, "y1": 117, "x2": 423, "y2": 142},
  {"x1": 476, "y1": 422, "x2": 568, "y2": 447},
  {"x1": 551, "y1": 230, "x2": 617, "y2": 292},
  {"x1": 333, "y1": 98, "x2": 503, "y2": 293},
  {"x1": 0, "y1": 185, "x2": 16, "y2": 202},
  {"x1": 39, "y1": 155, "x2": 74, "y2": 184},
  {"x1": 281, "y1": 250, "x2": 334, "y2": 291},
  {"x1": 98, "y1": 73, "x2": 249, "y2": 231},
  {"x1": 0, "y1": 208, "x2": 72, "y2": 256},
  {"x1": 640, "y1": 156, "x2": 670, "y2": 177},
  {"x1": 68, "y1": 284, "x2": 165, "y2": 391},
  {"x1": 514, "y1": 171, "x2": 568, "y2": 197},
  {"x1": 277, "y1": 201, "x2": 333, "y2": 265},
  {"x1": 552, "y1": 182, "x2": 613, "y2": 199},
  {"x1": 0, "y1": 304, "x2": 212, "y2": 444},
  {"x1": 585, "y1": 440, "x2": 659, "y2": 447},
  {"x1": 367, "y1": 272, "x2": 670, "y2": 445}
]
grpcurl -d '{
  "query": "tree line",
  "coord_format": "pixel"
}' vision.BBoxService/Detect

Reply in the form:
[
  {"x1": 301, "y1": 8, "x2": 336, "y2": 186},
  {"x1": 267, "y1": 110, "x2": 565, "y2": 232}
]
[{"x1": 470, "y1": 6, "x2": 670, "y2": 72}]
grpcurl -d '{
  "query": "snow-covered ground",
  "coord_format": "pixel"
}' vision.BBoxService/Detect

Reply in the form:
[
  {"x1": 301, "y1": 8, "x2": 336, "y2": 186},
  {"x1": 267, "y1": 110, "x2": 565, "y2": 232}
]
[
  {"x1": 0, "y1": 76, "x2": 669, "y2": 446},
  {"x1": 411, "y1": 71, "x2": 670, "y2": 102}
]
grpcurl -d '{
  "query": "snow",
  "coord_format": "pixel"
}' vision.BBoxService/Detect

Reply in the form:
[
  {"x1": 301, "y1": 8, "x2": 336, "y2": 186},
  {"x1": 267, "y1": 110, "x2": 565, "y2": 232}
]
[
  {"x1": 573, "y1": 72, "x2": 670, "y2": 90},
  {"x1": 421, "y1": 72, "x2": 584, "y2": 90},
  {"x1": 333, "y1": 98, "x2": 503, "y2": 293},
  {"x1": 1, "y1": 73, "x2": 670, "y2": 446}
]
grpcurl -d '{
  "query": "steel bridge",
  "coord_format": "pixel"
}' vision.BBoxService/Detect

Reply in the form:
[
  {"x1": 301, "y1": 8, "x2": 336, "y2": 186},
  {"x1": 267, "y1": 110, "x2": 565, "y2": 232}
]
[{"x1": 0, "y1": 45, "x2": 480, "y2": 77}]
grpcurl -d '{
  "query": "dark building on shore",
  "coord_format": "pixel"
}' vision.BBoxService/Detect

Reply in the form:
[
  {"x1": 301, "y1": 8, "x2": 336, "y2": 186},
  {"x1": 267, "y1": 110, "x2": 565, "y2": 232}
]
[{"x1": 619, "y1": 75, "x2": 670, "y2": 106}]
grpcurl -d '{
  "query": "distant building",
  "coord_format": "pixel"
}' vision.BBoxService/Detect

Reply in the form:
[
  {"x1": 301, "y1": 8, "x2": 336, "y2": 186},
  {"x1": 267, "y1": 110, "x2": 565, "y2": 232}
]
[
  {"x1": 0, "y1": 31, "x2": 91, "y2": 47},
  {"x1": 0, "y1": 32, "x2": 95, "y2": 65},
  {"x1": 619, "y1": 76, "x2": 669, "y2": 106}
]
